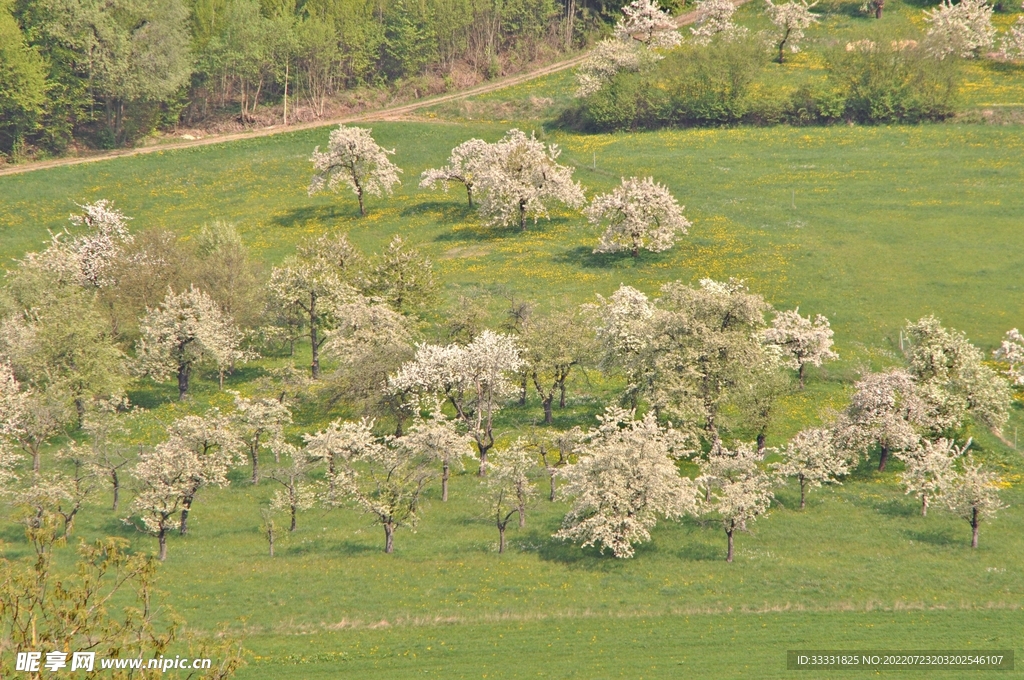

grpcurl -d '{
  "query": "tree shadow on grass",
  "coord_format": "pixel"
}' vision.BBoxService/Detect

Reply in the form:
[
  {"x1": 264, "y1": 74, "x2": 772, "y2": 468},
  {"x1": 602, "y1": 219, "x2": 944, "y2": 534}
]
[
  {"x1": 875, "y1": 498, "x2": 919, "y2": 518},
  {"x1": 553, "y1": 245, "x2": 674, "y2": 270},
  {"x1": 676, "y1": 541, "x2": 722, "y2": 562},
  {"x1": 902, "y1": 526, "x2": 959, "y2": 547},
  {"x1": 433, "y1": 223, "x2": 525, "y2": 243},
  {"x1": 401, "y1": 200, "x2": 474, "y2": 222},
  {"x1": 272, "y1": 204, "x2": 357, "y2": 228},
  {"x1": 822, "y1": 0, "x2": 872, "y2": 18},
  {"x1": 127, "y1": 382, "x2": 174, "y2": 410}
]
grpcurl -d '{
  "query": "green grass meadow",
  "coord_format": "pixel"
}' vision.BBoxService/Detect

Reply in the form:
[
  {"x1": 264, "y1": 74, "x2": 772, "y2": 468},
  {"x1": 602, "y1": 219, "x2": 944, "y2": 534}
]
[{"x1": 3, "y1": 21, "x2": 1024, "y2": 675}]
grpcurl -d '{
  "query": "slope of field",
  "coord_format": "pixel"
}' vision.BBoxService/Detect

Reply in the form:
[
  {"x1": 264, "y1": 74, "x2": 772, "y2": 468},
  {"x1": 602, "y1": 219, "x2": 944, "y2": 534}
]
[{"x1": 1, "y1": 117, "x2": 1023, "y2": 676}]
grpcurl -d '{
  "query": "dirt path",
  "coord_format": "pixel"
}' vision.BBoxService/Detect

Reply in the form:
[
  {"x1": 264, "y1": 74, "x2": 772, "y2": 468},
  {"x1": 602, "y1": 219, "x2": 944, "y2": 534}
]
[{"x1": 0, "y1": 5, "x2": 727, "y2": 179}]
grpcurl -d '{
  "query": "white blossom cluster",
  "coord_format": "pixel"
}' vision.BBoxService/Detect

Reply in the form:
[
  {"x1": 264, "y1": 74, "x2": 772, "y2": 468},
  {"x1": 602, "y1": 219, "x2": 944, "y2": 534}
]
[
  {"x1": 309, "y1": 125, "x2": 402, "y2": 215},
  {"x1": 418, "y1": 138, "x2": 492, "y2": 206},
  {"x1": 697, "y1": 443, "x2": 775, "y2": 561},
  {"x1": 586, "y1": 176, "x2": 690, "y2": 256},
  {"x1": 993, "y1": 328, "x2": 1024, "y2": 385},
  {"x1": 66, "y1": 200, "x2": 134, "y2": 288},
  {"x1": 898, "y1": 437, "x2": 967, "y2": 516},
  {"x1": 1000, "y1": 10, "x2": 1024, "y2": 60},
  {"x1": 575, "y1": 0, "x2": 681, "y2": 97},
  {"x1": 691, "y1": 0, "x2": 748, "y2": 45},
  {"x1": 762, "y1": 308, "x2": 838, "y2": 386},
  {"x1": 773, "y1": 427, "x2": 849, "y2": 508},
  {"x1": 943, "y1": 454, "x2": 1005, "y2": 548},
  {"x1": 923, "y1": 0, "x2": 995, "y2": 59},
  {"x1": 555, "y1": 407, "x2": 698, "y2": 558},
  {"x1": 764, "y1": 0, "x2": 819, "y2": 58},
  {"x1": 485, "y1": 439, "x2": 538, "y2": 551}
]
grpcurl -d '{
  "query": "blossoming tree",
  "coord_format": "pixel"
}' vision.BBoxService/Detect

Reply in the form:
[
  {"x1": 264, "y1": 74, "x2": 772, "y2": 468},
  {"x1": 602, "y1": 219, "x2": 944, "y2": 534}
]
[{"x1": 308, "y1": 125, "x2": 402, "y2": 216}]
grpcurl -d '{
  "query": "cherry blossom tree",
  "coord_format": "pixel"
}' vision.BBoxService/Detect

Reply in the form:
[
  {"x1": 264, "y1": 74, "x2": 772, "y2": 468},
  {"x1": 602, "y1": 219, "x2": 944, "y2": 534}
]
[
  {"x1": 834, "y1": 369, "x2": 923, "y2": 471},
  {"x1": 586, "y1": 177, "x2": 690, "y2": 258},
  {"x1": 231, "y1": 392, "x2": 292, "y2": 484},
  {"x1": 691, "y1": 0, "x2": 749, "y2": 45},
  {"x1": 539, "y1": 426, "x2": 583, "y2": 502},
  {"x1": 1000, "y1": 13, "x2": 1024, "y2": 60},
  {"x1": 308, "y1": 125, "x2": 402, "y2": 216},
  {"x1": 419, "y1": 139, "x2": 491, "y2": 207},
  {"x1": 764, "y1": 0, "x2": 819, "y2": 63},
  {"x1": 903, "y1": 316, "x2": 1011, "y2": 435},
  {"x1": 268, "y1": 232, "x2": 362, "y2": 379},
  {"x1": 555, "y1": 407, "x2": 698, "y2": 558},
  {"x1": 898, "y1": 437, "x2": 966, "y2": 517},
  {"x1": 267, "y1": 445, "x2": 317, "y2": 532},
  {"x1": 993, "y1": 328, "x2": 1024, "y2": 386},
  {"x1": 136, "y1": 286, "x2": 247, "y2": 400},
  {"x1": 485, "y1": 440, "x2": 538, "y2": 553},
  {"x1": 401, "y1": 406, "x2": 474, "y2": 501},
  {"x1": 319, "y1": 418, "x2": 433, "y2": 553},
  {"x1": 762, "y1": 308, "x2": 838, "y2": 388},
  {"x1": 943, "y1": 455, "x2": 1005, "y2": 548},
  {"x1": 389, "y1": 330, "x2": 524, "y2": 472},
  {"x1": 586, "y1": 285, "x2": 657, "y2": 409},
  {"x1": 303, "y1": 417, "x2": 378, "y2": 477},
  {"x1": 773, "y1": 427, "x2": 848, "y2": 508},
  {"x1": 924, "y1": 0, "x2": 995, "y2": 59},
  {"x1": 474, "y1": 129, "x2": 586, "y2": 231},
  {"x1": 79, "y1": 398, "x2": 138, "y2": 511},
  {"x1": 64, "y1": 200, "x2": 134, "y2": 289},
  {"x1": 615, "y1": 0, "x2": 683, "y2": 48},
  {"x1": 698, "y1": 443, "x2": 774, "y2": 562},
  {"x1": 575, "y1": 39, "x2": 654, "y2": 97}
]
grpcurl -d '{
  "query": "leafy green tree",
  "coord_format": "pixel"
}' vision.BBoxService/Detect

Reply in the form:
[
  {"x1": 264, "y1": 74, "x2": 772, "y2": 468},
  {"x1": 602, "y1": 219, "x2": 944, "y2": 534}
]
[{"x1": 0, "y1": 0, "x2": 48, "y2": 158}]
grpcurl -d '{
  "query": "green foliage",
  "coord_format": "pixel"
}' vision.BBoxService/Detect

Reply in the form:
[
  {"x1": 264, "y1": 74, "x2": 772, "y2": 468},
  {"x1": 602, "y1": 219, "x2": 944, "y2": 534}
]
[{"x1": 0, "y1": 0, "x2": 48, "y2": 158}]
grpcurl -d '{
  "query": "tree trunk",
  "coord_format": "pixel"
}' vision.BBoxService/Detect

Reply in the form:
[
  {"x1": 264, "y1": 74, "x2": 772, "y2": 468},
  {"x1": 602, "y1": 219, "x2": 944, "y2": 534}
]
[
  {"x1": 384, "y1": 523, "x2": 395, "y2": 553},
  {"x1": 756, "y1": 431, "x2": 767, "y2": 454},
  {"x1": 466, "y1": 184, "x2": 474, "y2": 207},
  {"x1": 559, "y1": 382, "x2": 567, "y2": 408},
  {"x1": 111, "y1": 470, "x2": 120, "y2": 511},
  {"x1": 798, "y1": 362, "x2": 806, "y2": 389},
  {"x1": 518, "y1": 505, "x2": 525, "y2": 528},
  {"x1": 158, "y1": 529, "x2": 167, "y2": 562},
  {"x1": 971, "y1": 508, "x2": 979, "y2": 548},
  {"x1": 878, "y1": 444, "x2": 890, "y2": 472},
  {"x1": 309, "y1": 291, "x2": 320, "y2": 379},
  {"x1": 518, "y1": 200, "x2": 527, "y2": 230},
  {"x1": 442, "y1": 463, "x2": 450, "y2": 502},
  {"x1": 357, "y1": 184, "x2": 365, "y2": 217},
  {"x1": 543, "y1": 396, "x2": 553, "y2": 425},
  {"x1": 250, "y1": 446, "x2": 260, "y2": 484},
  {"x1": 726, "y1": 527, "x2": 735, "y2": 562},
  {"x1": 498, "y1": 522, "x2": 506, "y2": 553},
  {"x1": 922, "y1": 494, "x2": 928, "y2": 517},
  {"x1": 178, "y1": 363, "x2": 191, "y2": 400},
  {"x1": 519, "y1": 375, "x2": 527, "y2": 406},
  {"x1": 268, "y1": 529, "x2": 275, "y2": 557},
  {"x1": 549, "y1": 472, "x2": 557, "y2": 502},
  {"x1": 800, "y1": 476, "x2": 806, "y2": 509},
  {"x1": 283, "y1": 61, "x2": 289, "y2": 126},
  {"x1": 32, "y1": 448, "x2": 40, "y2": 474},
  {"x1": 631, "y1": 244, "x2": 639, "y2": 258},
  {"x1": 74, "y1": 398, "x2": 86, "y2": 427},
  {"x1": 290, "y1": 503, "x2": 297, "y2": 532},
  {"x1": 874, "y1": 0, "x2": 883, "y2": 18},
  {"x1": 477, "y1": 442, "x2": 492, "y2": 476},
  {"x1": 180, "y1": 493, "x2": 194, "y2": 535}
]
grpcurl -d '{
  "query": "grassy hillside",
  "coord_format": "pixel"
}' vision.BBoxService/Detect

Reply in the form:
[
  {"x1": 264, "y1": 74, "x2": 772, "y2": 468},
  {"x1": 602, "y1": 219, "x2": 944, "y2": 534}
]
[{"x1": 2, "y1": 32, "x2": 1024, "y2": 676}]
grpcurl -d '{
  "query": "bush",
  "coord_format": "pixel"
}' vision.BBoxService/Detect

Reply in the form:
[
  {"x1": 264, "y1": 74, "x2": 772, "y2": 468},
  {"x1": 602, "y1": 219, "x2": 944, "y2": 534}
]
[{"x1": 827, "y1": 40, "x2": 962, "y2": 123}]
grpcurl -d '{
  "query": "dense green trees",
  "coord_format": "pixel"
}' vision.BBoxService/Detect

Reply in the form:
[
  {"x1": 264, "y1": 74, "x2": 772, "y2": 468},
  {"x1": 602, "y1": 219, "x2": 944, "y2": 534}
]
[{"x1": 4, "y1": 0, "x2": 617, "y2": 156}]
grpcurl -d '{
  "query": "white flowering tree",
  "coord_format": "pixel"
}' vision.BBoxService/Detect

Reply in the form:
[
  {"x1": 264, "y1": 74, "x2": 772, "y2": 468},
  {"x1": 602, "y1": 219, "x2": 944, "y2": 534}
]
[
  {"x1": 615, "y1": 0, "x2": 683, "y2": 48},
  {"x1": 898, "y1": 437, "x2": 967, "y2": 517},
  {"x1": 555, "y1": 407, "x2": 698, "y2": 558},
  {"x1": 574, "y1": 39, "x2": 653, "y2": 97},
  {"x1": 574, "y1": 0, "x2": 681, "y2": 97},
  {"x1": 268, "y1": 232, "x2": 362, "y2": 379},
  {"x1": 993, "y1": 328, "x2": 1024, "y2": 386},
  {"x1": 924, "y1": 0, "x2": 995, "y2": 59},
  {"x1": 419, "y1": 139, "x2": 491, "y2": 207},
  {"x1": 586, "y1": 285, "x2": 657, "y2": 408},
  {"x1": 762, "y1": 308, "x2": 838, "y2": 388},
  {"x1": 320, "y1": 418, "x2": 433, "y2": 553},
  {"x1": 698, "y1": 443, "x2": 775, "y2": 562},
  {"x1": 903, "y1": 316, "x2": 1011, "y2": 435},
  {"x1": 303, "y1": 417, "x2": 378, "y2": 477},
  {"x1": 485, "y1": 440, "x2": 538, "y2": 553},
  {"x1": 944, "y1": 455, "x2": 1005, "y2": 548},
  {"x1": 586, "y1": 177, "x2": 691, "y2": 258},
  {"x1": 773, "y1": 427, "x2": 848, "y2": 509},
  {"x1": 1000, "y1": 12, "x2": 1024, "y2": 60},
  {"x1": 474, "y1": 129, "x2": 586, "y2": 231},
  {"x1": 834, "y1": 369, "x2": 923, "y2": 471},
  {"x1": 64, "y1": 200, "x2": 134, "y2": 288},
  {"x1": 401, "y1": 406, "x2": 474, "y2": 501},
  {"x1": 231, "y1": 392, "x2": 292, "y2": 484},
  {"x1": 691, "y1": 0, "x2": 748, "y2": 45},
  {"x1": 363, "y1": 236, "x2": 438, "y2": 314},
  {"x1": 389, "y1": 330, "x2": 524, "y2": 472},
  {"x1": 267, "y1": 444, "x2": 317, "y2": 532},
  {"x1": 764, "y1": 0, "x2": 819, "y2": 63},
  {"x1": 136, "y1": 286, "x2": 247, "y2": 400},
  {"x1": 309, "y1": 125, "x2": 402, "y2": 216}
]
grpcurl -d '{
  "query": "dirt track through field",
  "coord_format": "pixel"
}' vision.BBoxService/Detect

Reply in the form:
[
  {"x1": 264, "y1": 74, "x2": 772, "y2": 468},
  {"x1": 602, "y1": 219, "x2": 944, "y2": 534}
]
[{"x1": 0, "y1": 5, "x2": 736, "y2": 178}]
